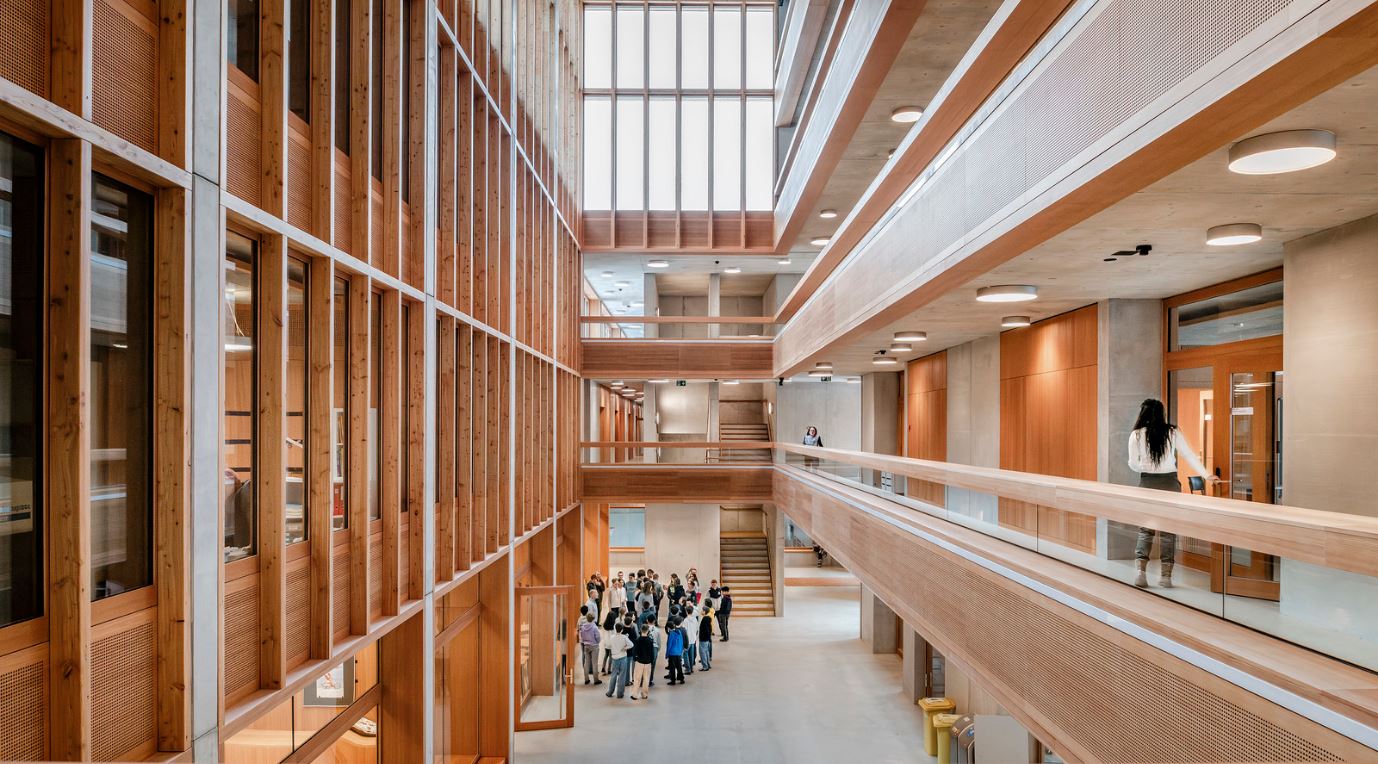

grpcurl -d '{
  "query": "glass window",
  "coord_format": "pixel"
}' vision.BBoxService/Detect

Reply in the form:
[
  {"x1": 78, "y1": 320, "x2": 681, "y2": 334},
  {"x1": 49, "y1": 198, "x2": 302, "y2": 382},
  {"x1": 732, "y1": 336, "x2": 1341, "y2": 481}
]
[
  {"x1": 583, "y1": 6, "x2": 611, "y2": 89},
  {"x1": 745, "y1": 8, "x2": 773, "y2": 90},
  {"x1": 305, "y1": 706, "x2": 378, "y2": 763},
  {"x1": 582, "y1": 96, "x2": 611, "y2": 210},
  {"x1": 335, "y1": 0, "x2": 351, "y2": 153},
  {"x1": 224, "y1": 232, "x2": 258, "y2": 562},
  {"x1": 680, "y1": 97, "x2": 709, "y2": 210},
  {"x1": 333, "y1": 277, "x2": 349, "y2": 530},
  {"x1": 745, "y1": 97, "x2": 773, "y2": 210},
  {"x1": 0, "y1": 132, "x2": 44, "y2": 629},
  {"x1": 615, "y1": 7, "x2": 644, "y2": 89},
  {"x1": 288, "y1": 0, "x2": 310, "y2": 121},
  {"x1": 647, "y1": 97, "x2": 676, "y2": 211},
  {"x1": 713, "y1": 8, "x2": 742, "y2": 90},
  {"x1": 609, "y1": 507, "x2": 645, "y2": 547},
  {"x1": 680, "y1": 8, "x2": 708, "y2": 90},
  {"x1": 367, "y1": 293, "x2": 381, "y2": 521},
  {"x1": 1170, "y1": 281, "x2": 1283, "y2": 351},
  {"x1": 371, "y1": 1, "x2": 385, "y2": 180},
  {"x1": 647, "y1": 8, "x2": 676, "y2": 90},
  {"x1": 90, "y1": 175, "x2": 154, "y2": 600},
  {"x1": 228, "y1": 0, "x2": 260, "y2": 80},
  {"x1": 614, "y1": 97, "x2": 644, "y2": 211},
  {"x1": 286, "y1": 258, "x2": 308, "y2": 544},
  {"x1": 713, "y1": 98, "x2": 742, "y2": 210}
]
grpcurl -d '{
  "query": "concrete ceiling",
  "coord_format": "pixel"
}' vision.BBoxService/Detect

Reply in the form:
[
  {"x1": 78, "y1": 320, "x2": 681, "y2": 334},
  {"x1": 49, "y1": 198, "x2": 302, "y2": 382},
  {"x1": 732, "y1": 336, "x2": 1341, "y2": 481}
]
[
  {"x1": 583, "y1": 252, "x2": 815, "y2": 314},
  {"x1": 782, "y1": 0, "x2": 1006, "y2": 254},
  {"x1": 807, "y1": 65, "x2": 1378, "y2": 375}
]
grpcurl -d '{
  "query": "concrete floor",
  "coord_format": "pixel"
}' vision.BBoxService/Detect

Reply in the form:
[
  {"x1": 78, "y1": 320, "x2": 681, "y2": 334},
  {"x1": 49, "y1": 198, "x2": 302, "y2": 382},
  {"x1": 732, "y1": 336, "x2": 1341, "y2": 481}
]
[{"x1": 514, "y1": 583, "x2": 932, "y2": 764}]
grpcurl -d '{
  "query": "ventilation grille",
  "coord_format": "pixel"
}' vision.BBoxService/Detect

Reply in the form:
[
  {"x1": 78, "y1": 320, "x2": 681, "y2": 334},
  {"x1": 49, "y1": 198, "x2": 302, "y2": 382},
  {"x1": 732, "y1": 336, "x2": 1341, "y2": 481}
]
[
  {"x1": 224, "y1": 582, "x2": 260, "y2": 699},
  {"x1": 0, "y1": 648, "x2": 47, "y2": 760},
  {"x1": 226, "y1": 91, "x2": 262, "y2": 205},
  {"x1": 286, "y1": 563, "x2": 311, "y2": 663},
  {"x1": 0, "y1": 0, "x2": 48, "y2": 97},
  {"x1": 287, "y1": 136, "x2": 312, "y2": 231},
  {"x1": 91, "y1": 0, "x2": 158, "y2": 152},
  {"x1": 91, "y1": 619, "x2": 156, "y2": 761},
  {"x1": 334, "y1": 162, "x2": 353, "y2": 253},
  {"x1": 333, "y1": 545, "x2": 350, "y2": 637}
]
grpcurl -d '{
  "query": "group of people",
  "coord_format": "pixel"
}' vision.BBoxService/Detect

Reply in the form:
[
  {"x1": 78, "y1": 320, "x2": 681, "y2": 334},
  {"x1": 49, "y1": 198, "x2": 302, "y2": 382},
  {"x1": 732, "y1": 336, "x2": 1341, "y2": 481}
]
[{"x1": 575, "y1": 568, "x2": 734, "y2": 701}]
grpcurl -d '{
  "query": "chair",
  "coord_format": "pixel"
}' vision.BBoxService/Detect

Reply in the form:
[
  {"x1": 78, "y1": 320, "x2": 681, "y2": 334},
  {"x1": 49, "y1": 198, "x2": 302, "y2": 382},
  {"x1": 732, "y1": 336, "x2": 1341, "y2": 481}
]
[{"x1": 1188, "y1": 476, "x2": 1205, "y2": 495}]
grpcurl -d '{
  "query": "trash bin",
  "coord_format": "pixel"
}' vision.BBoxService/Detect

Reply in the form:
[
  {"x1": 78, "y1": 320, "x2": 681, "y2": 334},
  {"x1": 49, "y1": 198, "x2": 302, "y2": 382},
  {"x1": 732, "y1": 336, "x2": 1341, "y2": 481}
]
[
  {"x1": 933, "y1": 713, "x2": 962, "y2": 762},
  {"x1": 950, "y1": 715, "x2": 976, "y2": 763},
  {"x1": 917, "y1": 697, "x2": 955, "y2": 756}
]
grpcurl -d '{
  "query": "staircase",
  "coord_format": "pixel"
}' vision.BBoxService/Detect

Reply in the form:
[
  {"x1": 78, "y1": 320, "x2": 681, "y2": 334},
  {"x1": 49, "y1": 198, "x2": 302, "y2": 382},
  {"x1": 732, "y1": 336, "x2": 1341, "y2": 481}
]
[
  {"x1": 717, "y1": 422, "x2": 771, "y2": 462},
  {"x1": 720, "y1": 534, "x2": 776, "y2": 617}
]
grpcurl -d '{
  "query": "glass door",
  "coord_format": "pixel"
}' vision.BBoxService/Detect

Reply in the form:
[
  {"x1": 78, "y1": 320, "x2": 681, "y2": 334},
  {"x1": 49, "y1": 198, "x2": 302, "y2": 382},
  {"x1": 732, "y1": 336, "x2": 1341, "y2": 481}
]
[
  {"x1": 1221, "y1": 365, "x2": 1283, "y2": 600},
  {"x1": 514, "y1": 586, "x2": 575, "y2": 731}
]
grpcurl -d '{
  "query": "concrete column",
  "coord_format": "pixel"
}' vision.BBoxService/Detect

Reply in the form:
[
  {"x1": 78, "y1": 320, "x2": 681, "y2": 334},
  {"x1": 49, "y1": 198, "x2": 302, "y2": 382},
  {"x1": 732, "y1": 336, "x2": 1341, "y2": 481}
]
[
  {"x1": 1096, "y1": 299, "x2": 1163, "y2": 560},
  {"x1": 861, "y1": 372, "x2": 901, "y2": 488},
  {"x1": 946, "y1": 336, "x2": 1000, "y2": 520},
  {"x1": 901, "y1": 626, "x2": 927, "y2": 702},
  {"x1": 643, "y1": 384, "x2": 659, "y2": 463},
  {"x1": 707, "y1": 272, "x2": 721, "y2": 338},
  {"x1": 764, "y1": 503, "x2": 786, "y2": 616},
  {"x1": 762, "y1": 273, "x2": 800, "y2": 337},
  {"x1": 707, "y1": 381, "x2": 720, "y2": 441},
  {"x1": 643, "y1": 272, "x2": 659, "y2": 339},
  {"x1": 858, "y1": 584, "x2": 898, "y2": 653}
]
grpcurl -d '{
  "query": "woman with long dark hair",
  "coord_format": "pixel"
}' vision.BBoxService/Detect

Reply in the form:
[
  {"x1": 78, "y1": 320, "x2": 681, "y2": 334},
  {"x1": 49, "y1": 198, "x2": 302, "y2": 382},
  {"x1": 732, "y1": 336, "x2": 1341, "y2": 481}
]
[{"x1": 1128, "y1": 398, "x2": 1214, "y2": 588}]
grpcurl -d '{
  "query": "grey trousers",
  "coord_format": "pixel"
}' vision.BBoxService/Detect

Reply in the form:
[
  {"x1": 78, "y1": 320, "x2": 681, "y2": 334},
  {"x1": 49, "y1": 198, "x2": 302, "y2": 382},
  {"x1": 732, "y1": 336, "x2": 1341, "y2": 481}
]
[
  {"x1": 581, "y1": 643, "x2": 599, "y2": 680},
  {"x1": 1136, "y1": 472, "x2": 1181, "y2": 562}
]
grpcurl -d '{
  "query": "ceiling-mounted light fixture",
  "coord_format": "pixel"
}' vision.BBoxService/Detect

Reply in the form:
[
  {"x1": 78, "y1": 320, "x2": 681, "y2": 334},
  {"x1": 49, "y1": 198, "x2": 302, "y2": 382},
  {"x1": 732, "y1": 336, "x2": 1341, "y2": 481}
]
[
  {"x1": 1228, "y1": 129, "x2": 1336, "y2": 175},
  {"x1": 724, "y1": 266, "x2": 742, "y2": 274},
  {"x1": 893, "y1": 330, "x2": 926, "y2": 342},
  {"x1": 721, "y1": 380, "x2": 740, "y2": 385},
  {"x1": 649, "y1": 378, "x2": 669, "y2": 384},
  {"x1": 890, "y1": 106, "x2": 923, "y2": 123},
  {"x1": 889, "y1": 343, "x2": 913, "y2": 353},
  {"x1": 614, "y1": 280, "x2": 631, "y2": 288},
  {"x1": 601, "y1": 271, "x2": 615, "y2": 278},
  {"x1": 1001, "y1": 315, "x2": 1032, "y2": 328},
  {"x1": 872, "y1": 351, "x2": 898, "y2": 366},
  {"x1": 777, "y1": 258, "x2": 792, "y2": 265},
  {"x1": 647, "y1": 259, "x2": 669, "y2": 268},
  {"x1": 813, "y1": 361, "x2": 833, "y2": 371},
  {"x1": 819, "y1": 209, "x2": 838, "y2": 219},
  {"x1": 610, "y1": 381, "x2": 624, "y2": 388},
  {"x1": 1206, "y1": 223, "x2": 1263, "y2": 246},
  {"x1": 845, "y1": 377, "x2": 861, "y2": 384},
  {"x1": 976, "y1": 284, "x2": 1038, "y2": 303},
  {"x1": 810, "y1": 237, "x2": 830, "y2": 247},
  {"x1": 808, "y1": 361, "x2": 834, "y2": 378}
]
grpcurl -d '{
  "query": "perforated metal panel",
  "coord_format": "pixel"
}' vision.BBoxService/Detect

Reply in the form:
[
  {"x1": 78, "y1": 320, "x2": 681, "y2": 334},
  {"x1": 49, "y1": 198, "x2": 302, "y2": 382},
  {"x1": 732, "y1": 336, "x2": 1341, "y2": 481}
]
[
  {"x1": 0, "y1": 648, "x2": 47, "y2": 760},
  {"x1": 333, "y1": 545, "x2": 350, "y2": 637},
  {"x1": 226, "y1": 92, "x2": 262, "y2": 205},
  {"x1": 92, "y1": 0, "x2": 158, "y2": 152},
  {"x1": 91, "y1": 619, "x2": 156, "y2": 761},
  {"x1": 286, "y1": 563, "x2": 311, "y2": 663},
  {"x1": 224, "y1": 582, "x2": 260, "y2": 699},
  {"x1": 287, "y1": 138, "x2": 313, "y2": 231},
  {"x1": 0, "y1": 0, "x2": 48, "y2": 97}
]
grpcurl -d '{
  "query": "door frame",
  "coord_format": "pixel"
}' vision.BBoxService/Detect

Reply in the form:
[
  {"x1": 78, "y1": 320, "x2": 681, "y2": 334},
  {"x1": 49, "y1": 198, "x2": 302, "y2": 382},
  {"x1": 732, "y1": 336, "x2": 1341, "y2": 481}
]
[{"x1": 513, "y1": 584, "x2": 578, "y2": 731}]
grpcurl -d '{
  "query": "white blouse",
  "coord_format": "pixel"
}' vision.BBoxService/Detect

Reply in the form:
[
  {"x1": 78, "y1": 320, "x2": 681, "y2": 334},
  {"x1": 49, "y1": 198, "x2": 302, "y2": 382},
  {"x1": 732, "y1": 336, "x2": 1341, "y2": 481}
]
[{"x1": 1127, "y1": 427, "x2": 1209, "y2": 476}]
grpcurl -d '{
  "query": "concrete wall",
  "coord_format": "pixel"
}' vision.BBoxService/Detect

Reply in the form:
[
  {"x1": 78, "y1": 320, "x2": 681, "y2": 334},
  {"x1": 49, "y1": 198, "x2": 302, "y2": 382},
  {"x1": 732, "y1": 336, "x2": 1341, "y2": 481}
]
[
  {"x1": 643, "y1": 503, "x2": 721, "y2": 583},
  {"x1": 861, "y1": 372, "x2": 901, "y2": 455},
  {"x1": 777, "y1": 378, "x2": 862, "y2": 450},
  {"x1": 945, "y1": 336, "x2": 1000, "y2": 520},
  {"x1": 858, "y1": 584, "x2": 898, "y2": 654},
  {"x1": 657, "y1": 295, "x2": 710, "y2": 338},
  {"x1": 762, "y1": 274, "x2": 801, "y2": 337},
  {"x1": 656, "y1": 381, "x2": 711, "y2": 436}
]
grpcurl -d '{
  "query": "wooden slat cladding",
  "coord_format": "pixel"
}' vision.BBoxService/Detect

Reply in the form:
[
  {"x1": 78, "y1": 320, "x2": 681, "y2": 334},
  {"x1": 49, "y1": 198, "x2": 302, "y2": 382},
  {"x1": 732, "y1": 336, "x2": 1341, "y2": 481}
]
[
  {"x1": 775, "y1": 468, "x2": 1375, "y2": 763},
  {"x1": 580, "y1": 339, "x2": 774, "y2": 379},
  {"x1": 580, "y1": 465, "x2": 774, "y2": 503},
  {"x1": 91, "y1": 0, "x2": 158, "y2": 152},
  {"x1": 904, "y1": 350, "x2": 947, "y2": 507},
  {"x1": 0, "y1": 0, "x2": 49, "y2": 97}
]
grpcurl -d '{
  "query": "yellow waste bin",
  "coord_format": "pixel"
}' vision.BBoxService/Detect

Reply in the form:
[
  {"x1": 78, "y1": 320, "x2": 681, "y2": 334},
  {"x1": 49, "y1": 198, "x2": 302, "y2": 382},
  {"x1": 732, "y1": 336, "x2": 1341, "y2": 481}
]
[
  {"x1": 916, "y1": 697, "x2": 955, "y2": 756},
  {"x1": 933, "y1": 713, "x2": 962, "y2": 763}
]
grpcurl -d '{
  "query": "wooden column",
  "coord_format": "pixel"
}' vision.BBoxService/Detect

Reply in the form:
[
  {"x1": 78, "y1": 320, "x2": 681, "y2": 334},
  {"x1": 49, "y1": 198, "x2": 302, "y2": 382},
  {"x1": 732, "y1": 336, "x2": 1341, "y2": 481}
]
[
  {"x1": 455, "y1": 323, "x2": 473, "y2": 570},
  {"x1": 381, "y1": 0, "x2": 403, "y2": 277},
  {"x1": 378, "y1": 607, "x2": 425, "y2": 761},
  {"x1": 348, "y1": 279, "x2": 371, "y2": 633},
  {"x1": 310, "y1": 0, "x2": 336, "y2": 238},
  {"x1": 257, "y1": 233, "x2": 288, "y2": 690},
  {"x1": 50, "y1": 0, "x2": 92, "y2": 117},
  {"x1": 47, "y1": 138, "x2": 92, "y2": 761},
  {"x1": 406, "y1": 302, "x2": 426, "y2": 600},
  {"x1": 260, "y1": 0, "x2": 288, "y2": 215},
  {"x1": 436, "y1": 316, "x2": 456, "y2": 580},
  {"x1": 477, "y1": 557, "x2": 510, "y2": 759},
  {"x1": 380, "y1": 290, "x2": 402, "y2": 614},
  {"x1": 438, "y1": 45, "x2": 458, "y2": 306},
  {"x1": 350, "y1": 0, "x2": 373, "y2": 262},
  {"x1": 153, "y1": 186, "x2": 191, "y2": 751},
  {"x1": 307, "y1": 256, "x2": 335, "y2": 657},
  {"x1": 157, "y1": 0, "x2": 190, "y2": 166}
]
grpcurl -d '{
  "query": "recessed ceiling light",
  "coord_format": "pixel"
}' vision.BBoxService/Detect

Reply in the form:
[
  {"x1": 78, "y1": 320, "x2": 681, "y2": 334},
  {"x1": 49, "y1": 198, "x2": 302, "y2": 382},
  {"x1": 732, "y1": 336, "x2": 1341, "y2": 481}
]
[
  {"x1": 807, "y1": 369, "x2": 831, "y2": 378},
  {"x1": 893, "y1": 330, "x2": 926, "y2": 342},
  {"x1": 890, "y1": 106, "x2": 923, "y2": 123},
  {"x1": 649, "y1": 378, "x2": 669, "y2": 384},
  {"x1": 818, "y1": 209, "x2": 838, "y2": 219},
  {"x1": 777, "y1": 258, "x2": 792, "y2": 265},
  {"x1": 813, "y1": 362, "x2": 833, "y2": 371},
  {"x1": 810, "y1": 237, "x2": 830, "y2": 247},
  {"x1": 872, "y1": 354, "x2": 898, "y2": 366},
  {"x1": 601, "y1": 271, "x2": 615, "y2": 278},
  {"x1": 845, "y1": 377, "x2": 861, "y2": 384},
  {"x1": 721, "y1": 380, "x2": 739, "y2": 385},
  {"x1": 615, "y1": 280, "x2": 630, "y2": 287},
  {"x1": 1001, "y1": 315, "x2": 1032, "y2": 328},
  {"x1": 724, "y1": 266, "x2": 742, "y2": 274},
  {"x1": 1228, "y1": 129, "x2": 1336, "y2": 175},
  {"x1": 889, "y1": 343, "x2": 913, "y2": 353},
  {"x1": 647, "y1": 259, "x2": 669, "y2": 268},
  {"x1": 1206, "y1": 223, "x2": 1263, "y2": 246},
  {"x1": 610, "y1": 381, "x2": 624, "y2": 388},
  {"x1": 976, "y1": 285, "x2": 1038, "y2": 303}
]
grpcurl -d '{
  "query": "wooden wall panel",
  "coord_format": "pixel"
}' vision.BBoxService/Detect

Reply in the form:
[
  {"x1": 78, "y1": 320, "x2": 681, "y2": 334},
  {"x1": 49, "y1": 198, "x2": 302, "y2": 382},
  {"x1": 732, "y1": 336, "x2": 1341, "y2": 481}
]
[
  {"x1": 904, "y1": 351, "x2": 947, "y2": 507},
  {"x1": 580, "y1": 340, "x2": 774, "y2": 379},
  {"x1": 580, "y1": 466, "x2": 774, "y2": 503}
]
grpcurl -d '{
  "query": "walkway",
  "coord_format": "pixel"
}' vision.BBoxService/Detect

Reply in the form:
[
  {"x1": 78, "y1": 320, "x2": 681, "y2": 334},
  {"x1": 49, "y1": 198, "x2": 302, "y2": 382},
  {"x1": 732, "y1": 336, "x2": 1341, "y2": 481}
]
[{"x1": 514, "y1": 581, "x2": 931, "y2": 764}]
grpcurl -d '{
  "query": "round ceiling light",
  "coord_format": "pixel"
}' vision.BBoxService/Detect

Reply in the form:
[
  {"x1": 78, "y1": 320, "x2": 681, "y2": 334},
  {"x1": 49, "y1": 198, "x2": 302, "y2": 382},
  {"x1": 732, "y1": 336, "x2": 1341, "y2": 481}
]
[
  {"x1": 721, "y1": 380, "x2": 739, "y2": 385},
  {"x1": 649, "y1": 379, "x2": 669, "y2": 384},
  {"x1": 1206, "y1": 223, "x2": 1263, "y2": 246},
  {"x1": 647, "y1": 259, "x2": 669, "y2": 268},
  {"x1": 724, "y1": 266, "x2": 742, "y2": 274},
  {"x1": 819, "y1": 209, "x2": 838, "y2": 219},
  {"x1": 610, "y1": 381, "x2": 624, "y2": 388},
  {"x1": 777, "y1": 258, "x2": 792, "y2": 265},
  {"x1": 890, "y1": 106, "x2": 923, "y2": 123},
  {"x1": 810, "y1": 237, "x2": 830, "y2": 247},
  {"x1": 614, "y1": 280, "x2": 631, "y2": 288},
  {"x1": 601, "y1": 271, "x2": 615, "y2": 278},
  {"x1": 872, "y1": 355, "x2": 899, "y2": 366},
  {"x1": 814, "y1": 361, "x2": 834, "y2": 370},
  {"x1": 845, "y1": 377, "x2": 861, "y2": 384},
  {"x1": 807, "y1": 369, "x2": 831, "y2": 378},
  {"x1": 976, "y1": 284, "x2": 1038, "y2": 303},
  {"x1": 1227, "y1": 129, "x2": 1336, "y2": 175},
  {"x1": 893, "y1": 330, "x2": 926, "y2": 342},
  {"x1": 1001, "y1": 315, "x2": 1032, "y2": 328},
  {"x1": 889, "y1": 343, "x2": 913, "y2": 353}
]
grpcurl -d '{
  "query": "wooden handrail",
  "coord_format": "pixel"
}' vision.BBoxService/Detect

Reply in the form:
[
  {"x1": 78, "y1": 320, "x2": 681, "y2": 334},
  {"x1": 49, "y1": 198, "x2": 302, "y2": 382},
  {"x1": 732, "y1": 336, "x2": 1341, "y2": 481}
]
[
  {"x1": 580, "y1": 315, "x2": 775, "y2": 325},
  {"x1": 581, "y1": 440, "x2": 775, "y2": 450}
]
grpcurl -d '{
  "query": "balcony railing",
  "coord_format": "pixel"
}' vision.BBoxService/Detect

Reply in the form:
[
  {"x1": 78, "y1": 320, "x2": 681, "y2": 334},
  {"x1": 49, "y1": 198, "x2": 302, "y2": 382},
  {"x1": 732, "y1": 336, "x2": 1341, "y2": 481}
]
[
  {"x1": 580, "y1": 440, "x2": 775, "y2": 465},
  {"x1": 580, "y1": 315, "x2": 777, "y2": 339}
]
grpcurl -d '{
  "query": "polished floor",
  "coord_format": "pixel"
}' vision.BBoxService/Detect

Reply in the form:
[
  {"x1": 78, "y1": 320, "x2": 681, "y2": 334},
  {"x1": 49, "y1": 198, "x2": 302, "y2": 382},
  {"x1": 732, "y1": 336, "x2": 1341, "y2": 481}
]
[{"x1": 514, "y1": 581, "x2": 932, "y2": 764}]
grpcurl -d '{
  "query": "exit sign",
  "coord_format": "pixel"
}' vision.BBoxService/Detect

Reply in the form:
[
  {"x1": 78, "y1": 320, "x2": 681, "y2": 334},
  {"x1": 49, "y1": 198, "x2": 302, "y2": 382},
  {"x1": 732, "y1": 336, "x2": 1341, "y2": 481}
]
[{"x1": 676, "y1": 380, "x2": 687, "y2": 387}]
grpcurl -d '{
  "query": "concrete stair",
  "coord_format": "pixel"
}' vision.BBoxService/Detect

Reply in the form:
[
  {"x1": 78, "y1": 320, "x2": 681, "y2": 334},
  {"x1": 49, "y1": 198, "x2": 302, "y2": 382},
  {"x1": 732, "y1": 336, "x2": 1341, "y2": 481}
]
[{"x1": 720, "y1": 535, "x2": 775, "y2": 617}]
